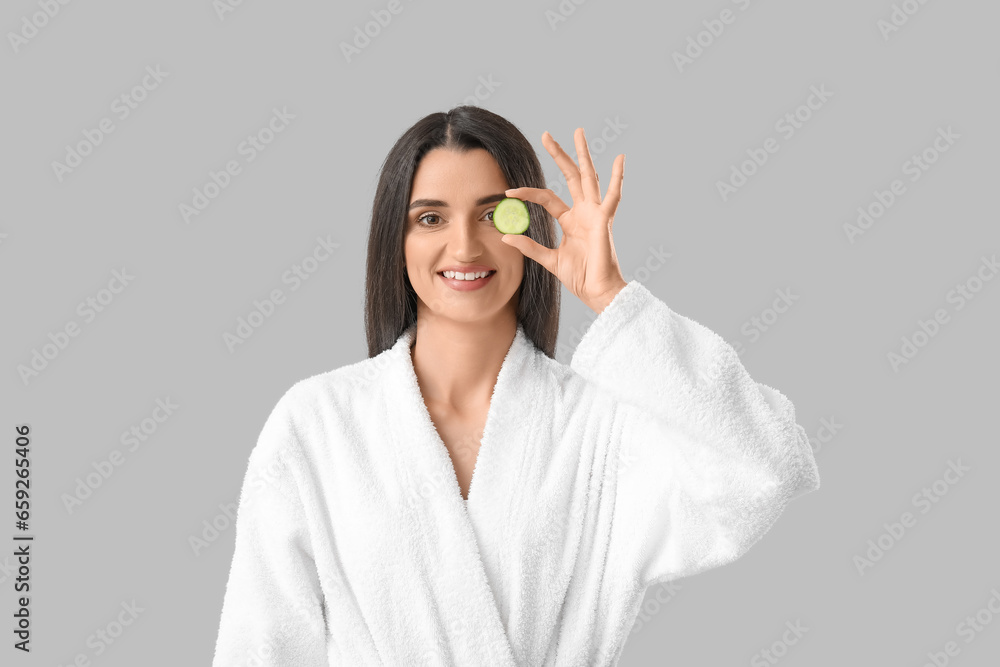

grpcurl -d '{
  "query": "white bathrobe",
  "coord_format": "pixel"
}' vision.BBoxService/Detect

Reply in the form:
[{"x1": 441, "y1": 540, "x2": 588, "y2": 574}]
[{"x1": 211, "y1": 280, "x2": 820, "y2": 666}]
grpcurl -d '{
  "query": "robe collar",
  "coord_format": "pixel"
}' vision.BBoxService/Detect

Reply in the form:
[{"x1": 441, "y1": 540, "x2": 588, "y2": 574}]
[
  {"x1": 387, "y1": 319, "x2": 536, "y2": 506},
  {"x1": 379, "y1": 320, "x2": 540, "y2": 665}
]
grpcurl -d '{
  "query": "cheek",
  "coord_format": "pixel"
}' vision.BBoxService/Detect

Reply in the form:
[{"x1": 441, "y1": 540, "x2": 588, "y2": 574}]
[
  {"x1": 403, "y1": 237, "x2": 438, "y2": 288},
  {"x1": 403, "y1": 236, "x2": 423, "y2": 271}
]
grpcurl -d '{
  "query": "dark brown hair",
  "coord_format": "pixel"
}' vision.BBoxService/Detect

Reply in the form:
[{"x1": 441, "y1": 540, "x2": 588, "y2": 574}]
[{"x1": 364, "y1": 106, "x2": 560, "y2": 358}]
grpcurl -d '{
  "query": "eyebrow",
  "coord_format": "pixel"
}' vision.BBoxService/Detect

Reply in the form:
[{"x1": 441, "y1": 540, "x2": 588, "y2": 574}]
[{"x1": 408, "y1": 193, "x2": 507, "y2": 210}]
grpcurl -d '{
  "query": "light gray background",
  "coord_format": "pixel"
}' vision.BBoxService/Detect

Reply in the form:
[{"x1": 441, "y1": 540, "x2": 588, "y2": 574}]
[{"x1": 3, "y1": 0, "x2": 999, "y2": 665}]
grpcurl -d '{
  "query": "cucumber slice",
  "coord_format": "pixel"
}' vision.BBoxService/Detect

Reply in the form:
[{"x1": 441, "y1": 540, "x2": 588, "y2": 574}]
[{"x1": 492, "y1": 197, "x2": 530, "y2": 234}]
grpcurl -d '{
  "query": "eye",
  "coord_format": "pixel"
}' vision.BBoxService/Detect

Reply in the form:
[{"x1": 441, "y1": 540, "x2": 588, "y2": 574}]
[{"x1": 415, "y1": 210, "x2": 496, "y2": 226}]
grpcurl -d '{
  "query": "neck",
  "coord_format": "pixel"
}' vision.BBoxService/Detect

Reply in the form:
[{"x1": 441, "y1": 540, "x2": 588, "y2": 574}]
[{"x1": 409, "y1": 315, "x2": 516, "y2": 413}]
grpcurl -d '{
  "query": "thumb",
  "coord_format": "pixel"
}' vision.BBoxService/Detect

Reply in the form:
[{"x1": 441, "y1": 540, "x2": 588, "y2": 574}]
[{"x1": 502, "y1": 234, "x2": 557, "y2": 274}]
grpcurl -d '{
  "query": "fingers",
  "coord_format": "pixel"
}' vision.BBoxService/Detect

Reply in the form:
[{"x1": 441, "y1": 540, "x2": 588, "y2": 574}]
[
  {"x1": 541, "y1": 131, "x2": 585, "y2": 205},
  {"x1": 601, "y1": 153, "x2": 625, "y2": 221},
  {"x1": 504, "y1": 187, "x2": 571, "y2": 222},
  {"x1": 573, "y1": 127, "x2": 602, "y2": 203},
  {"x1": 501, "y1": 233, "x2": 558, "y2": 276}
]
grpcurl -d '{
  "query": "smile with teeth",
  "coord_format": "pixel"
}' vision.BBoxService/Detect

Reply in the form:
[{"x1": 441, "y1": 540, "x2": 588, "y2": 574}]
[{"x1": 439, "y1": 270, "x2": 495, "y2": 280}]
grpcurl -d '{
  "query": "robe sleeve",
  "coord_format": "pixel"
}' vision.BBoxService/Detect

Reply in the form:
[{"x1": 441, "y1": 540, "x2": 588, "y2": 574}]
[
  {"x1": 570, "y1": 280, "x2": 821, "y2": 587},
  {"x1": 212, "y1": 393, "x2": 330, "y2": 666}
]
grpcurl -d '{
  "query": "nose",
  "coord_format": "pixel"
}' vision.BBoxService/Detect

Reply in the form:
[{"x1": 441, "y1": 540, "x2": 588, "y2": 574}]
[{"x1": 446, "y1": 215, "x2": 490, "y2": 256}]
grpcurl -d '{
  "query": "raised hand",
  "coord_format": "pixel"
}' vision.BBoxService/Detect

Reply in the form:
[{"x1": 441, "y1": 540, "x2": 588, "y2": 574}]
[{"x1": 501, "y1": 127, "x2": 628, "y2": 314}]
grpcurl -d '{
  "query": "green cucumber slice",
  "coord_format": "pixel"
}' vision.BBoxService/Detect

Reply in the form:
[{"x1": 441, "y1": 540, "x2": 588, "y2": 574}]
[{"x1": 492, "y1": 197, "x2": 530, "y2": 234}]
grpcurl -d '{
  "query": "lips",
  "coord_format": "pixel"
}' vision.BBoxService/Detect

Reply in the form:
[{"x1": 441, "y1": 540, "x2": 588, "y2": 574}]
[
  {"x1": 437, "y1": 269, "x2": 496, "y2": 291},
  {"x1": 436, "y1": 265, "x2": 496, "y2": 275},
  {"x1": 437, "y1": 270, "x2": 496, "y2": 277}
]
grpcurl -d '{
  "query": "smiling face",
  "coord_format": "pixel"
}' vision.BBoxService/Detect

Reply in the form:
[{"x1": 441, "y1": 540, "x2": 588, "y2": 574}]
[{"x1": 404, "y1": 147, "x2": 524, "y2": 325}]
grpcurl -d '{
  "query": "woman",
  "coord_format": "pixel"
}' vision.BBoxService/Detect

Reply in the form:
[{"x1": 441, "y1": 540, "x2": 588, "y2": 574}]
[{"x1": 212, "y1": 106, "x2": 821, "y2": 666}]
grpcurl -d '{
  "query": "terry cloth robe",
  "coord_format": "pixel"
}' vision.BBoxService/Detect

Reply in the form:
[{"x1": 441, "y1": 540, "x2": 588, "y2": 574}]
[{"x1": 211, "y1": 280, "x2": 821, "y2": 667}]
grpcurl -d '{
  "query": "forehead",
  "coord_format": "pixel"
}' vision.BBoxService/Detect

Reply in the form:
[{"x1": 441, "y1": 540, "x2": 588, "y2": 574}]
[{"x1": 410, "y1": 148, "x2": 508, "y2": 199}]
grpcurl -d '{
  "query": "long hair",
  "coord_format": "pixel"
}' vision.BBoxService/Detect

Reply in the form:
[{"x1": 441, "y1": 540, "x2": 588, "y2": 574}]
[{"x1": 364, "y1": 106, "x2": 560, "y2": 358}]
